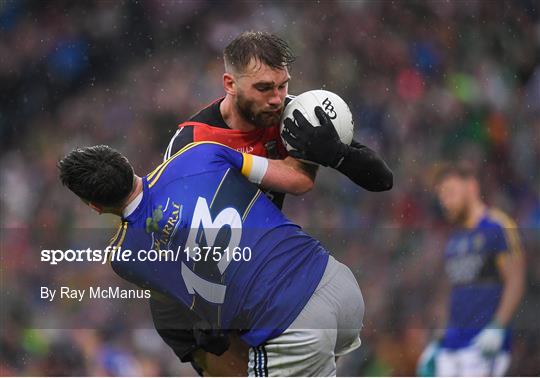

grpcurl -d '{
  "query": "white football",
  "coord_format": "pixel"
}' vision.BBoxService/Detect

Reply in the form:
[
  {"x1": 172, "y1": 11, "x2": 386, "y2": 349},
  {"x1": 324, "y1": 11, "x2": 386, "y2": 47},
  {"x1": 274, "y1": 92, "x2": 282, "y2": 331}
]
[{"x1": 280, "y1": 89, "x2": 354, "y2": 152}]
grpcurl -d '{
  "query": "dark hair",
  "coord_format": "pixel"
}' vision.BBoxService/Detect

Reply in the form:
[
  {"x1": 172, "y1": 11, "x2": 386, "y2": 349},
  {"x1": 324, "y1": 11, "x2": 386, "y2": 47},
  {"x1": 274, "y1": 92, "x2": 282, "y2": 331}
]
[
  {"x1": 223, "y1": 31, "x2": 295, "y2": 73},
  {"x1": 58, "y1": 145, "x2": 134, "y2": 207},
  {"x1": 433, "y1": 161, "x2": 477, "y2": 186}
]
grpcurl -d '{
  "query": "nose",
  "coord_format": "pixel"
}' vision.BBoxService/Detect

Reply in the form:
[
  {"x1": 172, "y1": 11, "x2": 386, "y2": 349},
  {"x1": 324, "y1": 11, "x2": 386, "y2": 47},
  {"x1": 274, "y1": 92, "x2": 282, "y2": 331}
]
[{"x1": 268, "y1": 88, "x2": 282, "y2": 107}]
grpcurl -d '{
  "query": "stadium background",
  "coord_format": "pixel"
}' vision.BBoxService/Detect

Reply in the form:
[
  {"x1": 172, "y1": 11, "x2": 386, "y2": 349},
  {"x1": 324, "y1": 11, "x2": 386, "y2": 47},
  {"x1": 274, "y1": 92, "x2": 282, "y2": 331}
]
[{"x1": 1, "y1": 0, "x2": 539, "y2": 376}]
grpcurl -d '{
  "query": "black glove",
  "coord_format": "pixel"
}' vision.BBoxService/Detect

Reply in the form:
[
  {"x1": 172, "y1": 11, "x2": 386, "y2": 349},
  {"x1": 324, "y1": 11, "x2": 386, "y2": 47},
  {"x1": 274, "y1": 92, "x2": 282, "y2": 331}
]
[{"x1": 282, "y1": 106, "x2": 349, "y2": 167}]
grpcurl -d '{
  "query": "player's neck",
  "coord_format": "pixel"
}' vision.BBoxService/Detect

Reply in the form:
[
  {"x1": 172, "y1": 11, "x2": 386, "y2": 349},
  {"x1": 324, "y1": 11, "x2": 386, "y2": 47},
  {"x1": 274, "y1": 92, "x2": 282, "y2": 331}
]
[
  {"x1": 118, "y1": 176, "x2": 143, "y2": 217},
  {"x1": 464, "y1": 199, "x2": 486, "y2": 229},
  {"x1": 220, "y1": 95, "x2": 256, "y2": 132}
]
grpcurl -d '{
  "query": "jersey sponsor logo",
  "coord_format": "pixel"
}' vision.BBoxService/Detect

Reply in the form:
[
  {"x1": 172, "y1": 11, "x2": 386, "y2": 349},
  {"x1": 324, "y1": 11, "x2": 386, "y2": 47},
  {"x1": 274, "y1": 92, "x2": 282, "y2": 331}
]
[
  {"x1": 145, "y1": 205, "x2": 163, "y2": 233},
  {"x1": 150, "y1": 202, "x2": 183, "y2": 250},
  {"x1": 446, "y1": 253, "x2": 485, "y2": 284},
  {"x1": 237, "y1": 145, "x2": 254, "y2": 154}
]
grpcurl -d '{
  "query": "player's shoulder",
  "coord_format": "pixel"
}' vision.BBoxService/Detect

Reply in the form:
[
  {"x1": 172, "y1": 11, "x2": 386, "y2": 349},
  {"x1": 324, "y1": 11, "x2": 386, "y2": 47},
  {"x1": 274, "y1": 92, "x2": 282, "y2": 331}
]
[
  {"x1": 483, "y1": 207, "x2": 518, "y2": 230},
  {"x1": 176, "y1": 141, "x2": 233, "y2": 156},
  {"x1": 157, "y1": 142, "x2": 236, "y2": 178},
  {"x1": 186, "y1": 97, "x2": 228, "y2": 129}
]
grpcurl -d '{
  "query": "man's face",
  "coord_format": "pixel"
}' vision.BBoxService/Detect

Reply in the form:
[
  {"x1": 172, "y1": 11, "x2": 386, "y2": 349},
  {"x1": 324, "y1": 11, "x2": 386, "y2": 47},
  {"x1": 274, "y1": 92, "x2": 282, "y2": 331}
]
[
  {"x1": 233, "y1": 59, "x2": 290, "y2": 128},
  {"x1": 436, "y1": 175, "x2": 471, "y2": 225}
]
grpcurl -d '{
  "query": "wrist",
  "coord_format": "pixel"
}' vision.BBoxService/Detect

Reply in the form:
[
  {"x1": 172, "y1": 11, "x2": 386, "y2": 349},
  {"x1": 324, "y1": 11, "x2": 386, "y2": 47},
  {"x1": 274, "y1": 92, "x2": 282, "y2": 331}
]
[
  {"x1": 331, "y1": 143, "x2": 350, "y2": 168},
  {"x1": 489, "y1": 319, "x2": 504, "y2": 329}
]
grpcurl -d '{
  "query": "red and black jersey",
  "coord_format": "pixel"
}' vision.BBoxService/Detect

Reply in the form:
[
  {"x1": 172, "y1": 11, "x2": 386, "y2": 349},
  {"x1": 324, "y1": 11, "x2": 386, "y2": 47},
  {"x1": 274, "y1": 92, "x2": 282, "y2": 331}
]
[{"x1": 164, "y1": 96, "x2": 294, "y2": 208}]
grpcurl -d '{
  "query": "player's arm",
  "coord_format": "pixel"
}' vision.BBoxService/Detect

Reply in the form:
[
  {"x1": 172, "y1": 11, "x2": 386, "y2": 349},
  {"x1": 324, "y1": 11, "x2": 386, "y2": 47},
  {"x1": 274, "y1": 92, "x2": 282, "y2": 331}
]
[
  {"x1": 472, "y1": 224, "x2": 525, "y2": 355},
  {"x1": 282, "y1": 107, "x2": 393, "y2": 191},
  {"x1": 240, "y1": 153, "x2": 314, "y2": 195},
  {"x1": 283, "y1": 156, "x2": 317, "y2": 189},
  {"x1": 494, "y1": 238, "x2": 525, "y2": 327}
]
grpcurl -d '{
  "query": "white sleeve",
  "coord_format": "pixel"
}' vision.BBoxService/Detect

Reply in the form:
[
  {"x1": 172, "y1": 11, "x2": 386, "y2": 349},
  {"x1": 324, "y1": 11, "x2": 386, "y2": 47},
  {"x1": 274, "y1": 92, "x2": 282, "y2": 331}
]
[{"x1": 241, "y1": 154, "x2": 268, "y2": 185}]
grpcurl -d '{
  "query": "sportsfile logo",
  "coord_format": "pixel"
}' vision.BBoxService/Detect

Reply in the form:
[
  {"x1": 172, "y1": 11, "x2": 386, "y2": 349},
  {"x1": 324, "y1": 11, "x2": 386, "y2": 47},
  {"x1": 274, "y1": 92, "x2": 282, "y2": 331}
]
[{"x1": 40, "y1": 246, "x2": 182, "y2": 265}]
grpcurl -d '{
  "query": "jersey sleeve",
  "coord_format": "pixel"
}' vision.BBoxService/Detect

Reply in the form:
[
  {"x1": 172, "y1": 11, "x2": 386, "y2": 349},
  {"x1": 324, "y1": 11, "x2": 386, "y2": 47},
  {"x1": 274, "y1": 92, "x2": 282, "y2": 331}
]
[
  {"x1": 213, "y1": 144, "x2": 268, "y2": 184},
  {"x1": 335, "y1": 139, "x2": 393, "y2": 191},
  {"x1": 490, "y1": 224, "x2": 523, "y2": 273},
  {"x1": 488, "y1": 217, "x2": 523, "y2": 262}
]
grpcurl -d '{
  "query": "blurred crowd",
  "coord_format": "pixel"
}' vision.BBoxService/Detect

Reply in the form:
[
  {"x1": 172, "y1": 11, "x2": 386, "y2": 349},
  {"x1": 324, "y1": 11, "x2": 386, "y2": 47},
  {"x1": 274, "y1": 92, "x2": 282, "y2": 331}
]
[{"x1": 1, "y1": 0, "x2": 539, "y2": 376}]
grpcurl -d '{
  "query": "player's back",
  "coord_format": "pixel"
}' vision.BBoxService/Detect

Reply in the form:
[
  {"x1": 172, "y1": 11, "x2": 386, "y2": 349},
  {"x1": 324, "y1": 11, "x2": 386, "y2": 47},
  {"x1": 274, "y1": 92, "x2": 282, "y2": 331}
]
[{"x1": 110, "y1": 142, "x2": 329, "y2": 347}]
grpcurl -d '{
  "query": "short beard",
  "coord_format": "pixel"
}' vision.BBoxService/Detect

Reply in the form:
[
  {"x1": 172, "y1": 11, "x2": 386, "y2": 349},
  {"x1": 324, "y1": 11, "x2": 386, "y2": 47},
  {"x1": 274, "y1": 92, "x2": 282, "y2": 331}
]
[
  {"x1": 446, "y1": 205, "x2": 469, "y2": 226},
  {"x1": 235, "y1": 93, "x2": 281, "y2": 129}
]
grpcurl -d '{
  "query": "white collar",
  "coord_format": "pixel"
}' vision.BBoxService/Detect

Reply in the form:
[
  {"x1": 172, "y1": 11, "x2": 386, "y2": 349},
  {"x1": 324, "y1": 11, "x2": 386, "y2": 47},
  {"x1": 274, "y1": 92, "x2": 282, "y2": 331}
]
[{"x1": 122, "y1": 191, "x2": 143, "y2": 218}]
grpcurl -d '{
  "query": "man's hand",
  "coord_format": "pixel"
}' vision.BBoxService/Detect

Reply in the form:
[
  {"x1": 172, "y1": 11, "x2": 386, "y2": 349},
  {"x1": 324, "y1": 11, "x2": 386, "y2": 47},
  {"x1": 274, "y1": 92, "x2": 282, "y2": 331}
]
[
  {"x1": 282, "y1": 106, "x2": 349, "y2": 167},
  {"x1": 416, "y1": 340, "x2": 440, "y2": 377},
  {"x1": 472, "y1": 321, "x2": 505, "y2": 356}
]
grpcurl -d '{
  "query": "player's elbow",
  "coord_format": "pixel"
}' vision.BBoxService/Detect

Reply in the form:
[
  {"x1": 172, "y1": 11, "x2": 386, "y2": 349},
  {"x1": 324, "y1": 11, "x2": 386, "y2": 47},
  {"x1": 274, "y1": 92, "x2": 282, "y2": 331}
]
[
  {"x1": 289, "y1": 175, "x2": 314, "y2": 195},
  {"x1": 365, "y1": 169, "x2": 393, "y2": 192},
  {"x1": 378, "y1": 169, "x2": 394, "y2": 191}
]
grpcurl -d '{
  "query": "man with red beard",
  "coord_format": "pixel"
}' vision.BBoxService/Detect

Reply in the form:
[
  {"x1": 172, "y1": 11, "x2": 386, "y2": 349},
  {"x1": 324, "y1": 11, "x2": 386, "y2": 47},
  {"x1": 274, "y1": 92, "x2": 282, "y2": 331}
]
[{"x1": 155, "y1": 31, "x2": 393, "y2": 376}]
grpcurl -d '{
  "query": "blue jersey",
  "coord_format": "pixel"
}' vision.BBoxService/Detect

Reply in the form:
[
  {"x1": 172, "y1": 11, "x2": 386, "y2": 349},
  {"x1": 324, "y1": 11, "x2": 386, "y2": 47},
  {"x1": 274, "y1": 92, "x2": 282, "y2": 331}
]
[
  {"x1": 107, "y1": 142, "x2": 329, "y2": 347},
  {"x1": 442, "y1": 209, "x2": 523, "y2": 350}
]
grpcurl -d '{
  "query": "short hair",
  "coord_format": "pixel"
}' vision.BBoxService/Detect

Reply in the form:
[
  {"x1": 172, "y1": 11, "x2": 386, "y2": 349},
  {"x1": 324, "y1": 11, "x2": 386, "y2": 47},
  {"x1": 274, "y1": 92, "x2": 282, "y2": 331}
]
[
  {"x1": 223, "y1": 31, "x2": 295, "y2": 74},
  {"x1": 433, "y1": 161, "x2": 477, "y2": 186},
  {"x1": 58, "y1": 145, "x2": 134, "y2": 207}
]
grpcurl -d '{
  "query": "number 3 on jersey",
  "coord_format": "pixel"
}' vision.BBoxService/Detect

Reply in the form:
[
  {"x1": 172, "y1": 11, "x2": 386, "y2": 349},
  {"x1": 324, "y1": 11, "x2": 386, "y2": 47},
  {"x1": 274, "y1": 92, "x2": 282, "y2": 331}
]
[
  {"x1": 180, "y1": 168, "x2": 260, "y2": 307},
  {"x1": 181, "y1": 196, "x2": 242, "y2": 304}
]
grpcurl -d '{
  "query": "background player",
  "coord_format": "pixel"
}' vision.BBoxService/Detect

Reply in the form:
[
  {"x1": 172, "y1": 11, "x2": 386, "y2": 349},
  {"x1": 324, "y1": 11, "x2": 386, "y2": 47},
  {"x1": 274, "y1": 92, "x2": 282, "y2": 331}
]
[
  {"x1": 58, "y1": 143, "x2": 365, "y2": 376},
  {"x1": 157, "y1": 31, "x2": 393, "y2": 375},
  {"x1": 418, "y1": 163, "x2": 525, "y2": 376}
]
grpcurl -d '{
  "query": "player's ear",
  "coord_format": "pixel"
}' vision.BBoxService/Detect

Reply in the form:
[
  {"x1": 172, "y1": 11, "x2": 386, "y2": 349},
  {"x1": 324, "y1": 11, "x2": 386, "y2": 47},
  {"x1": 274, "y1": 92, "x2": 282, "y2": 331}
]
[
  {"x1": 469, "y1": 177, "x2": 480, "y2": 197},
  {"x1": 223, "y1": 73, "x2": 236, "y2": 95}
]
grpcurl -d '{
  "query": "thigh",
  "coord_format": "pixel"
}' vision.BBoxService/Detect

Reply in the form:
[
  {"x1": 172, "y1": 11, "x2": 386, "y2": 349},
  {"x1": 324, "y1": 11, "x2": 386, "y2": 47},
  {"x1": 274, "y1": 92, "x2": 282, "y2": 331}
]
[
  {"x1": 247, "y1": 258, "x2": 343, "y2": 377},
  {"x1": 331, "y1": 259, "x2": 364, "y2": 356}
]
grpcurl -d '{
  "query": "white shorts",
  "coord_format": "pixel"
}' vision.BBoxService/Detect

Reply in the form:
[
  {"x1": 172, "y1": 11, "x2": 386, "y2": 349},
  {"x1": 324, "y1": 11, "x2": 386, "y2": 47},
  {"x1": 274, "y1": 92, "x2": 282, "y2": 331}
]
[
  {"x1": 436, "y1": 345, "x2": 511, "y2": 377},
  {"x1": 248, "y1": 256, "x2": 364, "y2": 377}
]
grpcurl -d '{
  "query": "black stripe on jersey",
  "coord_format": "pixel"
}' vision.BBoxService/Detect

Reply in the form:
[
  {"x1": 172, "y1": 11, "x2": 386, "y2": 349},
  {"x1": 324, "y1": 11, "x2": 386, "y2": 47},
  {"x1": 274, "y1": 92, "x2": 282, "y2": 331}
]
[
  {"x1": 262, "y1": 344, "x2": 268, "y2": 376},
  {"x1": 164, "y1": 127, "x2": 194, "y2": 161},
  {"x1": 189, "y1": 98, "x2": 229, "y2": 129}
]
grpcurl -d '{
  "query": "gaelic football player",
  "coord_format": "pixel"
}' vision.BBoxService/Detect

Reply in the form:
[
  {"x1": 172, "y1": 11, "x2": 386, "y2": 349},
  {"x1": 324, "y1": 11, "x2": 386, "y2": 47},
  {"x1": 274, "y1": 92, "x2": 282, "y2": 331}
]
[
  {"x1": 418, "y1": 163, "x2": 525, "y2": 376},
  {"x1": 58, "y1": 143, "x2": 365, "y2": 376}
]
